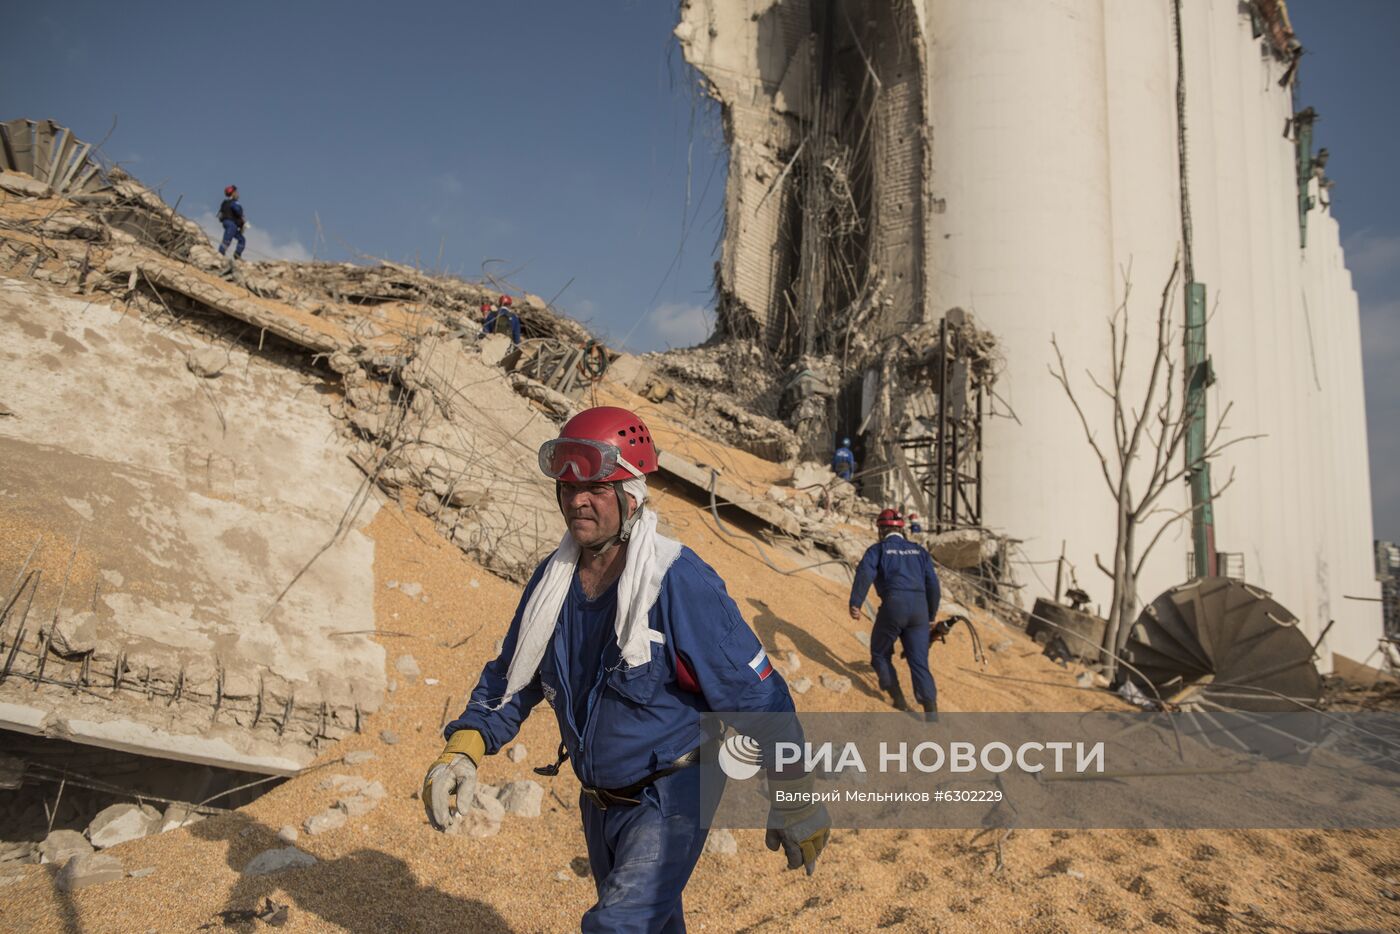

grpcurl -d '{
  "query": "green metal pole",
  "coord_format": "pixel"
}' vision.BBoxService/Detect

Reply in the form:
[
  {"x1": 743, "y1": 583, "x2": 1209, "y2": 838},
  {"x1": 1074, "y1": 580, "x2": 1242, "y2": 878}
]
[{"x1": 1185, "y1": 281, "x2": 1215, "y2": 579}]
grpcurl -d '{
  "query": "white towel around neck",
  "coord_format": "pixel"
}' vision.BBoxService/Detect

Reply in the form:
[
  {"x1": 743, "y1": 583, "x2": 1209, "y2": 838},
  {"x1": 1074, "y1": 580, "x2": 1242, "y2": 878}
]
[{"x1": 496, "y1": 476, "x2": 682, "y2": 707}]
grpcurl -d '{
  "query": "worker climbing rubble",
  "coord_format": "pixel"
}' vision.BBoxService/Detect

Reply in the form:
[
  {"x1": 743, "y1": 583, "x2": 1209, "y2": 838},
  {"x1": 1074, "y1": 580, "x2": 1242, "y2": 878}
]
[
  {"x1": 831, "y1": 436, "x2": 856, "y2": 481},
  {"x1": 423, "y1": 405, "x2": 831, "y2": 932},
  {"x1": 848, "y1": 509, "x2": 944, "y2": 722},
  {"x1": 216, "y1": 184, "x2": 246, "y2": 263},
  {"x1": 481, "y1": 293, "x2": 522, "y2": 345}
]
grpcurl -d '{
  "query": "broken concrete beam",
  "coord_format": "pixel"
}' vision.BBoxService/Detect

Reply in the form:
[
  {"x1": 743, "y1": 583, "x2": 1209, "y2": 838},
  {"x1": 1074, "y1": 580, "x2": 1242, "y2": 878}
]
[
  {"x1": 657, "y1": 451, "x2": 801, "y2": 538},
  {"x1": 926, "y1": 529, "x2": 998, "y2": 569},
  {"x1": 104, "y1": 250, "x2": 351, "y2": 355},
  {"x1": 0, "y1": 170, "x2": 52, "y2": 198}
]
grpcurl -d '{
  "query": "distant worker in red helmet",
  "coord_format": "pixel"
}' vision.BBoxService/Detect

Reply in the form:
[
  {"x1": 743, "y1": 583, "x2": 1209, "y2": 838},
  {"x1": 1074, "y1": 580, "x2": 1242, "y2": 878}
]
[
  {"x1": 216, "y1": 185, "x2": 246, "y2": 261},
  {"x1": 848, "y1": 508, "x2": 943, "y2": 721},
  {"x1": 424, "y1": 405, "x2": 830, "y2": 930},
  {"x1": 480, "y1": 293, "x2": 521, "y2": 345}
]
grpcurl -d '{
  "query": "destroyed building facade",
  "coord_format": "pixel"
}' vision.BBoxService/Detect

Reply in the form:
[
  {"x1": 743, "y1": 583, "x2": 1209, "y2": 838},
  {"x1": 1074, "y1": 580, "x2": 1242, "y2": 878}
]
[{"x1": 677, "y1": 0, "x2": 1382, "y2": 670}]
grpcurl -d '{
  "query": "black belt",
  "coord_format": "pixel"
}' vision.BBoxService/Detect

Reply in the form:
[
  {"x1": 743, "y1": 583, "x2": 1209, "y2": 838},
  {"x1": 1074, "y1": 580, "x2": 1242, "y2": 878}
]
[{"x1": 579, "y1": 748, "x2": 702, "y2": 811}]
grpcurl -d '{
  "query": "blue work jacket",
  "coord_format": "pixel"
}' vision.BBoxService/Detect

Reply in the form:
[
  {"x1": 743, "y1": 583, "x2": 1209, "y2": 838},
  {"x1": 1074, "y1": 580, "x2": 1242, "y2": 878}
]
[
  {"x1": 849, "y1": 533, "x2": 941, "y2": 620},
  {"x1": 481, "y1": 309, "x2": 522, "y2": 344},
  {"x1": 446, "y1": 546, "x2": 794, "y2": 790}
]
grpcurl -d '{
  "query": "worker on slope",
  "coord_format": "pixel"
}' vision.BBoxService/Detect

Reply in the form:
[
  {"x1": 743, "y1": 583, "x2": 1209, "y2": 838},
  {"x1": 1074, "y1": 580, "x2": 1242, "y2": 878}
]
[
  {"x1": 216, "y1": 185, "x2": 246, "y2": 261},
  {"x1": 423, "y1": 405, "x2": 830, "y2": 932},
  {"x1": 848, "y1": 509, "x2": 943, "y2": 722},
  {"x1": 832, "y1": 437, "x2": 856, "y2": 481},
  {"x1": 480, "y1": 293, "x2": 522, "y2": 345}
]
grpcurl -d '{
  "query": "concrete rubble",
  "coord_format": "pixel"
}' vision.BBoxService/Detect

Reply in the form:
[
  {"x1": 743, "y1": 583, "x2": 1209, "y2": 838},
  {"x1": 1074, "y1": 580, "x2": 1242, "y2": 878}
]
[
  {"x1": 86, "y1": 803, "x2": 161, "y2": 849},
  {"x1": 55, "y1": 851, "x2": 124, "y2": 891},
  {"x1": 39, "y1": 829, "x2": 92, "y2": 865},
  {"x1": 242, "y1": 846, "x2": 317, "y2": 877}
]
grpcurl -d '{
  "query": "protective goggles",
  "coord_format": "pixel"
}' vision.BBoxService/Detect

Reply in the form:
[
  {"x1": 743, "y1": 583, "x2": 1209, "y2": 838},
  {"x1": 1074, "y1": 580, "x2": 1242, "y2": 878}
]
[{"x1": 538, "y1": 438, "x2": 643, "y2": 483}]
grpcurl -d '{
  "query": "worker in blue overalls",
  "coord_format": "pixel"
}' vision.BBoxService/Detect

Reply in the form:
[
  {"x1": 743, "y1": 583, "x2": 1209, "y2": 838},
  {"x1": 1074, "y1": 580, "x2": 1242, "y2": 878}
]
[
  {"x1": 216, "y1": 185, "x2": 245, "y2": 260},
  {"x1": 423, "y1": 405, "x2": 830, "y2": 933},
  {"x1": 831, "y1": 437, "x2": 855, "y2": 481},
  {"x1": 848, "y1": 509, "x2": 943, "y2": 722},
  {"x1": 481, "y1": 293, "x2": 522, "y2": 345}
]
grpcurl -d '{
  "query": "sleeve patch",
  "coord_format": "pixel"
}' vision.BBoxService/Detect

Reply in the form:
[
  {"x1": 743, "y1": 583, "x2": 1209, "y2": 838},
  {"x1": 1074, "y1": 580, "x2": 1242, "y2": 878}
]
[{"x1": 748, "y1": 647, "x2": 774, "y2": 681}]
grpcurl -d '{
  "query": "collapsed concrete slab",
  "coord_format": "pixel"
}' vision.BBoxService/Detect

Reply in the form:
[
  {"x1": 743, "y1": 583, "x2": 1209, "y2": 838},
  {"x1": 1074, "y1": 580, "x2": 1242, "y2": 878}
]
[{"x1": 0, "y1": 280, "x2": 382, "y2": 775}]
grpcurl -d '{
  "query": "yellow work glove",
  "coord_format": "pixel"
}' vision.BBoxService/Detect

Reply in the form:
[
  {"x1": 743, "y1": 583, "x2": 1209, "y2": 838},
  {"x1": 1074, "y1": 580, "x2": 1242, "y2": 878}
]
[
  {"x1": 422, "y1": 729, "x2": 485, "y2": 831},
  {"x1": 765, "y1": 774, "x2": 832, "y2": 876}
]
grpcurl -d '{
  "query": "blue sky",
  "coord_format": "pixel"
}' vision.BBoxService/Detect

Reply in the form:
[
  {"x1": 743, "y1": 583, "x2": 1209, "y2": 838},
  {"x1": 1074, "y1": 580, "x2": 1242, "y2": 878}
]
[{"x1": 2, "y1": 1, "x2": 1394, "y2": 541}]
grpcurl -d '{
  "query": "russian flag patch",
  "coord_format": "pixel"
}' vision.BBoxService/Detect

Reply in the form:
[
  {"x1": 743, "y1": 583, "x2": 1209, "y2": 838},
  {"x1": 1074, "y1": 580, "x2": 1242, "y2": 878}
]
[{"x1": 748, "y1": 647, "x2": 774, "y2": 680}]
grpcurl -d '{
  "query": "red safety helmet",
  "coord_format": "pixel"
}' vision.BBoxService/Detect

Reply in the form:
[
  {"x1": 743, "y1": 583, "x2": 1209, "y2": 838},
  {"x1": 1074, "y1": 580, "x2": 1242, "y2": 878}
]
[
  {"x1": 480, "y1": 301, "x2": 492, "y2": 313},
  {"x1": 539, "y1": 406, "x2": 658, "y2": 483},
  {"x1": 876, "y1": 508, "x2": 904, "y2": 529},
  {"x1": 499, "y1": 295, "x2": 514, "y2": 307},
  {"x1": 224, "y1": 185, "x2": 237, "y2": 196}
]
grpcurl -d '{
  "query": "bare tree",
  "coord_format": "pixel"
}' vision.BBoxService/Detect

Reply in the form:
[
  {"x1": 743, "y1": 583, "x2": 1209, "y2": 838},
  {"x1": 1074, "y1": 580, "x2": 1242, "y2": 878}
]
[{"x1": 1048, "y1": 257, "x2": 1259, "y2": 676}]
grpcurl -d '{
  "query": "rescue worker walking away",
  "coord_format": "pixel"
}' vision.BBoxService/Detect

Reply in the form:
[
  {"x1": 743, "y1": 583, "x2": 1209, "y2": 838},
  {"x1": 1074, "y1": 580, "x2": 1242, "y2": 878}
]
[
  {"x1": 848, "y1": 509, "x2": 943, "y2": 722},
  {"x1": 832, "y1": 437, "x2": 856, "y2": 481},
  {"x1": 423, "y1": 405, "x2": 830, "y2": 932},
  {"x1": 217, "y1": 185, "x2": 245, "y2": 260}
]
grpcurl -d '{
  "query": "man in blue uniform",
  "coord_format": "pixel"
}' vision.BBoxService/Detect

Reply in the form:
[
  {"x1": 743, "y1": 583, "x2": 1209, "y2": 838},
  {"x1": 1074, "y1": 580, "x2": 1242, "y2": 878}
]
[
  {"x1": 217, "y1": 185, "x2": 246, "y2": 260},
  {"x1": 848, "y1": 509, "x2": 943, "y2": 721},
  {"x1": 423, "y1": 406, "x2": 830, "y2": 933},
  {"x1": 481, "y1": 293, "x2": 522, "y2": 345},
  {"x1": 831, "y1": 437, "x2": 855, "y2": 481}
]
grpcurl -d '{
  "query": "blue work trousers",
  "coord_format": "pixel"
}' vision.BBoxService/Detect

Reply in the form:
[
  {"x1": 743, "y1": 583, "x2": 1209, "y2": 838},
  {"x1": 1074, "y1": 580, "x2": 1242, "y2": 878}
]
[
  {"x1": 580, "y1": 764, "x2": 721, "y2": 933},
  {"x1": 219, "y1": 219, "x2": 246, "y2": 257},
  {"x1": 870, "y1": 593, "x2": 937, "y2": 706}
]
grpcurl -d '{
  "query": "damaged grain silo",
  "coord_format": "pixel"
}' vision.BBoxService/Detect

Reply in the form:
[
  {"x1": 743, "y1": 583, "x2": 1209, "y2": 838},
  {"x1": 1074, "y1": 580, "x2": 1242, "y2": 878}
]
[{"x1": 673, "y1": 0, "x2": 1382, "y2": 673}]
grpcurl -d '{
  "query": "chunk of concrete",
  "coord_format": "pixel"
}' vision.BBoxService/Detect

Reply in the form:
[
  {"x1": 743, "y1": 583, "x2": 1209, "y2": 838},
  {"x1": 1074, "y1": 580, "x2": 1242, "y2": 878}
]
[
  {"x1": 159, "y1": 804, "x2": 205, "y2": 833},
  {"x1": 395, "y1": 654, "x2": 421, "y2": 681},
  {"x1": 379, "y1": 730, "x2": 399, "y2": 745},
  {"x1": 48, "y1": 610, "x2": 98, "y2": 657},
  {"x1": 497, "y1": 780, "x2": 543, "y2": 818},
  {"x1": 784, "y1": 651, "x2": 801, "y2": 672},
  {"x1": 88, "y1": 803, "x2": 162, "y2": 849},
  {"x1": 40, "y1": 829, "x2": 92, "y2": 865},
  {"x1": 317, "y1": 774, "x2": 369, "y2": 794},
  {"x1": 478, "y1": 334, "x2": 514, "y2": 367},
  {"x1": 704, "y1": 828, "x2": 738, "y2": 856},
  {"x1": 276, "y1": 825, "x2": 299, "y2": 844},
  {"x1": 399, "y1": 582, "x2": 423, "y2": 599},
  {"x1": 186, "y1": 346, "x2": 228, "y2": 378},
  {"x1": 926, "y1": 530, "x2": 997, "y2": 569},
  {"x1": 303, "y1": 808, "x2": 347, "y2": 836},
  {"x1": 56, "y1": 852, "x2": 124, "y2": 891},
  {"x1": 820, "y1": 675, "x2": 852, "y2": 694},
  {"x1": 335, "y1": 780, "x2": 386, "y2": 818},
  {"x1": 790, "y1": 677, "x2": 812, "y2": 695},
  {"x1": 0, "y1": 172, "x2": 53, "y2": 198},
  {"x1": 0, "y1": 840, "x2": 37, "y2": 863},
  {"x1": 449, "y1": 787, "x2": 505, "y2": 838},
  {"x1": 243, "y1": 847, "x2": 317, "y2": 877},
  {"x1": 343, "y1": 750, "x2": 375, "y2": 765},
  {"x1": 506, "y1": 744, "x2": 527, "y2": 763}
]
